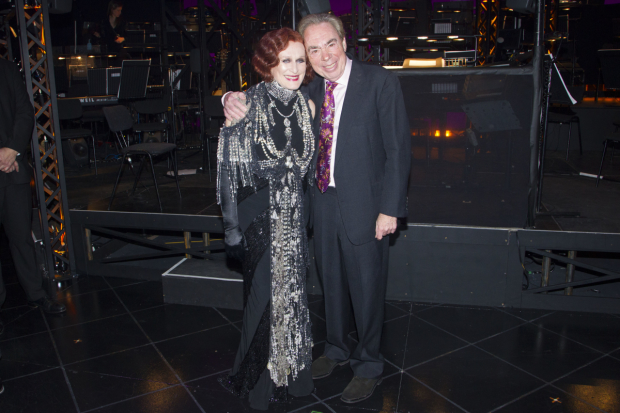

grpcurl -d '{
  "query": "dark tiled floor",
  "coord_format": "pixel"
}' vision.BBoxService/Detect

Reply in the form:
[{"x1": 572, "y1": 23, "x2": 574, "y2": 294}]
[{"x1": 1, "y1": 268, "x2": 620, "y2": 412}]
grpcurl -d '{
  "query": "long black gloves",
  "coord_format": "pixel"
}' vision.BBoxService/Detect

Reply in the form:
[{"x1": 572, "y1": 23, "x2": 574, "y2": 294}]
[{"x1": 219, "y1": 166, "x2": 246, "y2": 262}]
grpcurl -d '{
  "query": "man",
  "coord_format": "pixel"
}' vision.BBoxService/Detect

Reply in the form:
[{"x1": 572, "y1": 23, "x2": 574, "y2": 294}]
[
  {"x1": 0, "y1": 58, "x2": 66, "y2": 336},
  {"x1": 224, "y1": 13, "x2": 410, "y2": 403}
]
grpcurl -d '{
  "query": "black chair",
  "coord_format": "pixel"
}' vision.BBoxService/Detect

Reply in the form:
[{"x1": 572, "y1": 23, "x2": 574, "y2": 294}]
[
  {"x1": 546, "y1": 85, "x2": 585, "y2": 161},
  {"x1": 103, "y1": 105, "x2": 181, "y2": 212},
  {"x1": 203, "y1": 95, "x2": 226, "y2": 180},
  {"x1": 546, "y1": 108, "x2": 582, "y2": 161},
  {"x1": 596, "y1": 120, "x2": 620, "y2": 187},
  {"x1": 132, "y1": 95, "x2": 170, "y2": 142},
  {"x1": 57, "y1": 99, "x2": 98, "y2": 175}
]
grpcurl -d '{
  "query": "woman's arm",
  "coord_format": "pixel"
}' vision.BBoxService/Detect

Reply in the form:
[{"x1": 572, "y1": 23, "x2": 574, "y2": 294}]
[{"x1": 219, "y1": 166, "x2": 245, "y2": 261}]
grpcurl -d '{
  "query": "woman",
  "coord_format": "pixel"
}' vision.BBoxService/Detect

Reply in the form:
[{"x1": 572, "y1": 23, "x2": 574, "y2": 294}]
[
  {"x1": 217, "y1": 27, "x2": 316, "y2": 410},
  {"x1": 93, "y1": 1, "x2": 126, "y2": 54}
]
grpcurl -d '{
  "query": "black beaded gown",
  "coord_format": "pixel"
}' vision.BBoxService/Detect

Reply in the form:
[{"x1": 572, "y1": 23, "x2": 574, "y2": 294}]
[{"x1": 217, "y1": 82, "x2": 315, "y2": 410}]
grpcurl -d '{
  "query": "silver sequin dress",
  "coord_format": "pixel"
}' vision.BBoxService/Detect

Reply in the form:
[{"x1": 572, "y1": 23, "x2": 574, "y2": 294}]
[{"x1": 217, "y1": 81, "x2": 315, "y2": 410}]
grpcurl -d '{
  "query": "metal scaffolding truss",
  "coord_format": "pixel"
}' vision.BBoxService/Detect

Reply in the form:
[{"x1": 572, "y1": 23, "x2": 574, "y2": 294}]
[
  {"x1": 352, "y1": 0, "x2": 390, "y2": 63},
  {"x1": 476, "y1": 0, "x2": 499, "y2": 65},
  {"x1": 13, "y1": 0, "x2": 75, "y2": 279}
]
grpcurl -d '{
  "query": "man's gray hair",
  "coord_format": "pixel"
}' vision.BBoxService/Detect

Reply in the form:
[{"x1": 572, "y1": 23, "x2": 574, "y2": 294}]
[{"x1": 298, "y1": 13, "x2": 346, "y2": 40}]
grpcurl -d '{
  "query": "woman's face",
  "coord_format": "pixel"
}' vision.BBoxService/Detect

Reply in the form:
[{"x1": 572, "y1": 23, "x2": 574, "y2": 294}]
[
  {"x1": 270, "y1": 41, "x2": 306, "y2": 91},
  {"x1": 112, "y1": 6, "x2": 122, "y2": 18}
]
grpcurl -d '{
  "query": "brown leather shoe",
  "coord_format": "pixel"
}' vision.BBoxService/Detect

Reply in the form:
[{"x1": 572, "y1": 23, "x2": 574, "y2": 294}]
[
  {"x1": 341, "y1": 376, "x2": 383, "y2": 403},
  {"x1": 311, "y1": 355, "x2": 349, "y2": 379}
]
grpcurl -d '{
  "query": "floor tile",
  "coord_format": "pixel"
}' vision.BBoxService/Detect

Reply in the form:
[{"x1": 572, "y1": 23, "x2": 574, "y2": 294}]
[
  {"x1": 477, "y1": 323, "x2": 602, "y2": 382},
  {"x1": 498, "y1": 307, "x2": 555, "y2": 322},
  {"x1": 308, "y1": 299, "x2": 326, "y2": 321},
  {"x1": 66, "y1": 345, "x2": 179, "y2": 411},
  {"x1": 0, "y1": 331, "x2": 59, "y2": 380},
  {"x1": 389, "y1": 301, "x2": 438, "y2": 315},
  {"x1": 113, "y1": 281, "x2": 165, "y2": 312},
  {"x1": 54, "y1": 276, "x2": 113, "y2": 299},
  {"x1": 155, "y1": 324, "x2": 240, "y2": 382},
  {"x1": 51, "y1": 314, "x2": 149, "y2": 365},
  {"x1": 134, "y1": 304, "x2": 230, "y2": 342},
  {"x1": 415, "y1": 305, "x2": 524, "y2": 343},
  {"x1": 408, "y1": 346, "x2": 545, "y2": 413},
  {"x1": 324, "y1": 372, "x2": 467, "y2": 413},
  {"x1": 383, "y1": 302, "x2": 409, "y2": 322},
  {"x1": 188, "y1": 373, "x2": 317, "y2": 413},
  {"x1": 382, "y1": 315, "x2": 468, "y2": 369},
  {"x1": 532, "y1": 311, "x2": 620, "y2": 353},
  {"x1": 88, "y1": 384, "x2": 203, "y2": 413},
  {"x1": 0, "y1": 305, "x2": 47, "y2": 340},
  {"x1": 553, "y1": 356, "x2": 620, "y2": 413},
  {"x1": 216, "y1": 307, "x2": 244, "y2": 323},
  {"x1": 0, "y1": 368, "x2": 78, "y2": 413},
  {"x1": 0, "y1": 283, "x2": 28, "y2": 310},
  {"x1": 45, "y1": 289, "x2": 126, "y2": 330},
  {"x1": 311, "y1": 312, "x2": 327, "y2": 344},
  {"x1": 493, "y1": 385, "x2": 601, "y2": 413}
]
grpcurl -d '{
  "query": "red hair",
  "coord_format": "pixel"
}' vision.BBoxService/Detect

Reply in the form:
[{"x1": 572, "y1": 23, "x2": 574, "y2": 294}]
[{"x1": 252, "y1": 27, "x2": 314, "y2": 86}]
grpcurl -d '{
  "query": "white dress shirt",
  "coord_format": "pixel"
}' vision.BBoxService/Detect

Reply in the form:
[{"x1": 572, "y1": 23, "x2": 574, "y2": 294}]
[{"x1": 325, "y1": 57, "x2": 353, "y2": 188}]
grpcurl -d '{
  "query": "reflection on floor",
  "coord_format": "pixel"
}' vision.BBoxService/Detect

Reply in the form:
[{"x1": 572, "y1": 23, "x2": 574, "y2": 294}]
[{"x1": 1, "y1": 251, "x2": 619, "y2": 412}]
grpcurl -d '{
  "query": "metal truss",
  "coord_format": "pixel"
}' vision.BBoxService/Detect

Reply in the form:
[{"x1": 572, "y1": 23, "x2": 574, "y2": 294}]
[
  {"x1": 545, "y1": 0, "x2": 558, "y2": 35},
  {"x1": 476, "y1": 0, "x2": 499, "y2": 65},
  {"x1": 14, "y1": 0, "x2": 75, "y2": 279},
  {"x1": 352, "y1": 0, "x2": 390, "y2": 63},
  {"x1": 518, "y1": 230, "x2": 620, "y2": 300}
]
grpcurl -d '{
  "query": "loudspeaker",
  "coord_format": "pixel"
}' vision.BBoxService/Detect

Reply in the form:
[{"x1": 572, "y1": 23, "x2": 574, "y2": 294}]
[
  {"x1": 297, "y1": 0, "x2": 331, "y2": 17},
  {"x1": 49, "y1": 0, "x2": 72, "y2": 14},
  {"x1": 62, "y1": 138, "x2": 89, "y2": 167},
  {"x1": 506, "y1": 0, "x2": 535, "y2": 14}
]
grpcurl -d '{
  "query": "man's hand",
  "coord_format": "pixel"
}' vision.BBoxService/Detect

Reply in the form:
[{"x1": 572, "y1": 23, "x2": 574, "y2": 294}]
[
  {"x1": 4, "y1": 161, "x2": 19, "y2": 173},
  {"x1": 223, "y1": 92, "x2": 248, "y2": 125},
  {"x1": 0, "y1": 148, "x2": 18, "y2": 173},
  {"x1": 375, "y1": 213, "x2": 397, "y2": 240}
]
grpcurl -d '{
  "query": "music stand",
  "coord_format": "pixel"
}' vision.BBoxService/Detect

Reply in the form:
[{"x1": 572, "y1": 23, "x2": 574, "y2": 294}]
[{"x1": 117, "y1": 60, "x2": 150, "y2": 100}]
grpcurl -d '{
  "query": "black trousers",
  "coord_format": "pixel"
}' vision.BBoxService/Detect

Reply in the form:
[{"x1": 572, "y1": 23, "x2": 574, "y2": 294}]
[
  {"x1": 0, "y1": 183, "x2": 45, "y2": 307},
  {"x1": 313, "y1": 186, "x2": 389, "y2": 379}
]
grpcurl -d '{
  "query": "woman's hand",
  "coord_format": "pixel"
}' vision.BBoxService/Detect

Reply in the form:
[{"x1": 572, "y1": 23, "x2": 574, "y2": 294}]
[
  {"x1": 115, "y1": 36, "x2": 125, "y2": 44},
  {"x1": 224, "y1": 226, "x2": 246, "y2": 262},
  {"x1": 93, "y1": 31, "x2": 101, "y2": 38}
]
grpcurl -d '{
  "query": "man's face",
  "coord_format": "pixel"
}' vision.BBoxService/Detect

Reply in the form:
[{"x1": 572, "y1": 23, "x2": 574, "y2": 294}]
[{"x1": 303, "y1": 22, "x2": 347, "y2": 82}]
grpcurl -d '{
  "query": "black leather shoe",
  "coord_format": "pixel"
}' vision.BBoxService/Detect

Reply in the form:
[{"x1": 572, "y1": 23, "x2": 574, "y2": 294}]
[
  {"x1": 28, "y1": 296, "x2": 66, "y2": 314},
  {"x1": 311, "y1": 355, "x2": 349, "y2": 379},
  {"x1": 341, "y1": 376, "x2": 383, "y2": 404}
]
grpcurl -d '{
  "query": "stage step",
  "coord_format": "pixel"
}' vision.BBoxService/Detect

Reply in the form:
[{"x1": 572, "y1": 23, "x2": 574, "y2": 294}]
[{"x1": 162, "y1": 258, "x2": 243, "y2": 310}]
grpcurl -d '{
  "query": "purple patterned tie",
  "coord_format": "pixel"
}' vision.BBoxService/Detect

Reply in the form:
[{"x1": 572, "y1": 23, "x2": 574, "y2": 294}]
[{"x1": 316, "y1": 81, "x2": 337, "y2": 193}]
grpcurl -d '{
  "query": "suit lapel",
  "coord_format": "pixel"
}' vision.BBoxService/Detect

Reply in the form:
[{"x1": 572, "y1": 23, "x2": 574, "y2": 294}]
[{"x1": 335, "y1": 60, "x2": 364, "y2": 166}]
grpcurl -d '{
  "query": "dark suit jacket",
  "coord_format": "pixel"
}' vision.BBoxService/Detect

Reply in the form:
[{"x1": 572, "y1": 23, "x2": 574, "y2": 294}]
[
  {"x1": 307, "y1": 58, "x2": 411, "y2": 245},
  {"x1": 0, "y1": 58, "x2": 34, "y2": 187}
]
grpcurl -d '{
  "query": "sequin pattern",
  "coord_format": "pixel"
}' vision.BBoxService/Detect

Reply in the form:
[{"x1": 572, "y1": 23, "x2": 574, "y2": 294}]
[{"x1": 217, "y1": 81, "x2": 314, "y2": 389}]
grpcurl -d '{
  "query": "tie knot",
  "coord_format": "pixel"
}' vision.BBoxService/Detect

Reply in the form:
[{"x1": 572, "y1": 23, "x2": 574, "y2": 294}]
[{"x1": 326, "y1": 81, "x2": 337, "y2": 92}]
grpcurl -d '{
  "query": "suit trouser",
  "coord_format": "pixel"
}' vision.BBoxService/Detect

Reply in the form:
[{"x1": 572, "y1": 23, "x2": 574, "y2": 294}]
[
  {"x1": 0, "y1": 183, "x2": 45, "y2": 308},
  {"x1": 314, "y1": 186, "x2": 389, "y2": 379}
]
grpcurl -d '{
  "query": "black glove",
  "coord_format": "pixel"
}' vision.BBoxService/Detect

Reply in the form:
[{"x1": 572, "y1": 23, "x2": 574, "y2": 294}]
[{"x1": 219, "y1": 166, "x2": 246, "y2": 262}]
